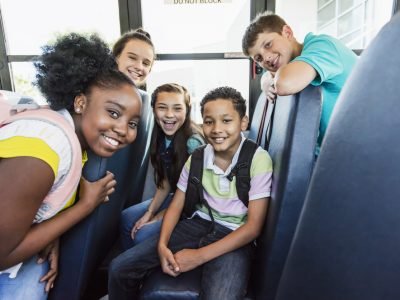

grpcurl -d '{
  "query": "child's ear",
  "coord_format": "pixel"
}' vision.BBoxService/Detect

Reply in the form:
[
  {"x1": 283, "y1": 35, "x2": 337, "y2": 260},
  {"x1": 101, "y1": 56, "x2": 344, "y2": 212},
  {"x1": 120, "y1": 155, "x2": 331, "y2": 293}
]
[
  {"x1": 241, "y1": 115, "x2": 249, "y2": 131},
  {"x1": 73, "y1": 94, "x2": 87, "y2": 114},
  {"x1": 282, "y1": 25, "x2": 294, "y2": 39}
]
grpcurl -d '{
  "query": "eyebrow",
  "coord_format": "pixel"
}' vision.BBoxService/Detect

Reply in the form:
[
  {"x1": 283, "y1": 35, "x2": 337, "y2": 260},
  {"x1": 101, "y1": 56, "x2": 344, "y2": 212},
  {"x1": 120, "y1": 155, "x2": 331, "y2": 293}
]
[
  {"x1": 106, "y1": 100, "x2": 126, "y2": 111},
  {"x1": 156, "y1": 101, "x2": 184, "y2": 106}
]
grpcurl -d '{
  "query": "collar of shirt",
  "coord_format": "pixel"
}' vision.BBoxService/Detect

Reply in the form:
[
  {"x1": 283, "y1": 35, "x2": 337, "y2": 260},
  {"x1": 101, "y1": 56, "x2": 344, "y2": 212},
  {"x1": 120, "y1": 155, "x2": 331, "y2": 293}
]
[{"x1": 203, "y1": 133, "x2": 246, "y2": 176}]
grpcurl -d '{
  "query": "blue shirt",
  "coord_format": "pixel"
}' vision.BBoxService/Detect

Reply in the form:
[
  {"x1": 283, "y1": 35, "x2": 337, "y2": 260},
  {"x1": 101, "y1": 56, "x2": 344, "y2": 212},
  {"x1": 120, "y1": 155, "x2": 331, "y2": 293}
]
[{"x1": 293, "y1": 33, "x2": 357, "y2": 151}]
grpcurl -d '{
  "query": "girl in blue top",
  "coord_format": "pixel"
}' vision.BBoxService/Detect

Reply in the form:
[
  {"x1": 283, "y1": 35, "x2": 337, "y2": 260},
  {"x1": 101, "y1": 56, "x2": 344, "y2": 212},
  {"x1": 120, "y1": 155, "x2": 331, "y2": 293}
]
[{"x1": 120, "y1": 83, "x2": 204, "y2": 249}]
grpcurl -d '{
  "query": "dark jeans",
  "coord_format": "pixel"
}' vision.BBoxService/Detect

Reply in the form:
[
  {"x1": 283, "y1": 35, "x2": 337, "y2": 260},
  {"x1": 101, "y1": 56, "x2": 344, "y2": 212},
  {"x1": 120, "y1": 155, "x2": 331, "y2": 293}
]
[
  {"x1": 120, "y1": 194, "x2": 173, "y2": 250},
  {"x1": 108, "y1": 217, "x2": 253, "y2": 300}
]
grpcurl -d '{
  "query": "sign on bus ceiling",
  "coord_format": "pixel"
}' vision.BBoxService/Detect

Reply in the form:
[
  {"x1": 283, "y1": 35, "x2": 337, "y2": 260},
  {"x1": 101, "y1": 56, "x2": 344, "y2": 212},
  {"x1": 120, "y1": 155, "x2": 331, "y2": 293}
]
[{"x1": 164, "y1": 0, "x2": 232, "y2": 4}]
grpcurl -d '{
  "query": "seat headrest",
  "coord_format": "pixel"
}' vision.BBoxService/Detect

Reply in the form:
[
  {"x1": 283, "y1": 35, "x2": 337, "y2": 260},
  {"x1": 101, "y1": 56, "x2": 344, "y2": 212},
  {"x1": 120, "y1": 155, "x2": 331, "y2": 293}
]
[{"x1": 277, "y1": 13, "x2": 400, "y2": 300}]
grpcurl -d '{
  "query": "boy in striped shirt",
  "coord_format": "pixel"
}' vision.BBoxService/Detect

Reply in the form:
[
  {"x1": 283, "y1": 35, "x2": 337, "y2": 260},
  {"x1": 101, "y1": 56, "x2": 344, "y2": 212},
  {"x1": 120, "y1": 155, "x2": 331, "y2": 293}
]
[{"x1": 108, "y1": 86, "x2": 273, "y2": 300}]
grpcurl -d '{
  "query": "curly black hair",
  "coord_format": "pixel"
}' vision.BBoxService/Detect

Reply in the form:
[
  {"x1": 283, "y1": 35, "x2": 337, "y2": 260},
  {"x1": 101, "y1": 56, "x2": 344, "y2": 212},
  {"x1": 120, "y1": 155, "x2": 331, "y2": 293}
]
[
  {"x1": 200, "y1": 86, "x2": 247, "y2": 118},
  {"x1": 35, "y1": 32, "x2": 135, "y2": 111}
]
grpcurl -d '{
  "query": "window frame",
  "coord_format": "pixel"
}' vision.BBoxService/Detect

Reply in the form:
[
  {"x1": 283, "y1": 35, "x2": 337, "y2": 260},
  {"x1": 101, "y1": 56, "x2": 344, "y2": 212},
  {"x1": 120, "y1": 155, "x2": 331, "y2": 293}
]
[{"x1": 0, "y1": 0, "x2": 397, "y2": 112}]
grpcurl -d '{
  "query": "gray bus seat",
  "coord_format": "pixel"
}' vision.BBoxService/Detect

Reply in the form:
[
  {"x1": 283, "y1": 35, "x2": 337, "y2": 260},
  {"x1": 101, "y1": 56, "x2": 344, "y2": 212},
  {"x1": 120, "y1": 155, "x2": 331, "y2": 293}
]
[
  {"x1": 276, "y1": 13, "x2": 400, "y2": 300},
  {"x1": 139, "y1": 86, "x2": 321, "y2": 300},
  {"x1": 49, "y1": 90, "x2": 154, "y2": 300},
  {"x1": 252, "y1": 85, "x2": 321, "y2": 300}
]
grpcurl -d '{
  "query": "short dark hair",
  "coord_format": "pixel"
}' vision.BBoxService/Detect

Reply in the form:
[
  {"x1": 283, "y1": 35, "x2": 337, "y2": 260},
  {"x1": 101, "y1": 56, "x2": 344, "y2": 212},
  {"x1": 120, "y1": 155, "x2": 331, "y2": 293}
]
[
  {"x1": 200, "y1": 86, "x2": 246, "y2": 118},
  {"x1": 242, "y1": 11, "x2": 287, "y2": 56},
  {"x1": 113, "y1": 28, "x2": 156, "y2": 60},
  {"x1": 35, "y1": 33, "x2": 135, "y2": 112}
]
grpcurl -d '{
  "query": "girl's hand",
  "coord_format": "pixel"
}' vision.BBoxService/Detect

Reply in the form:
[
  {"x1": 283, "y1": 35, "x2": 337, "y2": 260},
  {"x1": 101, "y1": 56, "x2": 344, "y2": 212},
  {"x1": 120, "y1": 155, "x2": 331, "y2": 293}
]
[
  {"x1": 174, "y1": 248, "x2": 204, "y2": 273},
  {"x1": 38, "y1": 238, "x2": 60, "y2": 293},
  {"x1": 158, "y1": 244, "x2": 180, "y2": 277},
  {"x1": 130, "y1": 210, "x2": 153, "y2": 239},
  {"x1": 78, "y1": 171, "x2": 116, "y2": 212}
]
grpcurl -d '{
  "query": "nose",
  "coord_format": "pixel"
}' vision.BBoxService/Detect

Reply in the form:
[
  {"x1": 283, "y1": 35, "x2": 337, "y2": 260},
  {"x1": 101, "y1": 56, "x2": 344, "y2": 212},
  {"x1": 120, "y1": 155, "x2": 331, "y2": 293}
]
[
  {"x1": 165, "y1": 108, "x2": 174, "y2": 118},
  {"x1": 113, "y1": 120, "x2": 128, "y2": 137},
  {"x1": 133, "y1": 61, "x2": 144, "y2": 71},
  {"x1": 211, "y1": 121, "x2": 223, "y2": 133},
  {"x1": 263, "y1": 53, "x2": 273, "y2": 64}
]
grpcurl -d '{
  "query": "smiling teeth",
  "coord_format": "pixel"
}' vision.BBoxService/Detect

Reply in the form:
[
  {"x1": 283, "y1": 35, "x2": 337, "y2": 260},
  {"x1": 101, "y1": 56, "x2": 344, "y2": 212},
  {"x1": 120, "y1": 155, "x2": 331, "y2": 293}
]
[
  {"x1": 215, "y1": 138, "x2": 225, "y2": 143},
  {"x1": 103, "y1": 135, "x2": 119, "y2": 146}
]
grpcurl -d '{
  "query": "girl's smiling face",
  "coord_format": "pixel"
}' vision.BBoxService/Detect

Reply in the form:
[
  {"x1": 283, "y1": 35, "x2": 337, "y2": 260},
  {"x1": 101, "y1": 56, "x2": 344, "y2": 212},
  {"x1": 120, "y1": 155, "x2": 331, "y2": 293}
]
[
  {"x1": 74, "y1": 84, "x2": 142, "y2": 157},
  {"x1": 153, "y1": 91, "x2": 187, "y2": 137},
  {"x1": 116, "y1": 39, "x2": 154, "y2": 87}
]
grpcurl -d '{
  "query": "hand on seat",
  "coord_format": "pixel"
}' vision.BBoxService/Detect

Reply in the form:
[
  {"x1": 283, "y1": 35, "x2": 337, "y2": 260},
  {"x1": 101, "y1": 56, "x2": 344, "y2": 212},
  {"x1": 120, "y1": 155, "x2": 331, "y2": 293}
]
[{"x1": 261, "y1": 71, "x2": 277, "y2": 103}]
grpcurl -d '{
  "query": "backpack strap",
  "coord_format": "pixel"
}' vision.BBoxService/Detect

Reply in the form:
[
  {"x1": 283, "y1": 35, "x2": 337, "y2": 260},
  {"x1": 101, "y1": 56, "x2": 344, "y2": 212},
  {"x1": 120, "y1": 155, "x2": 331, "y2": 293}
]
[
  {"x1": 0, "y1": 91, "x2": 83, "y2": 223},
  {"x1": 184, "y1": 139, "x2": 259, "y2": 218},
  {"x1": 183, "y1": 144, "x2": 216, "y2": 231},
  {"x1": 182, "y1": 145, "x2": 206, "y2": 218},
  {"x1": 227, "y1": 139, "x2": 259, "y2": 207}
]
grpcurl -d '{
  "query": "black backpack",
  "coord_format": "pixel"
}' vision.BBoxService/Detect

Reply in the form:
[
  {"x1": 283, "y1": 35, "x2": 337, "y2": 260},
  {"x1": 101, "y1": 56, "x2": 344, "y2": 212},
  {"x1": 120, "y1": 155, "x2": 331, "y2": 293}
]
[{"x1": 182, "y1": 139, "x2": 259, "y2": 219}]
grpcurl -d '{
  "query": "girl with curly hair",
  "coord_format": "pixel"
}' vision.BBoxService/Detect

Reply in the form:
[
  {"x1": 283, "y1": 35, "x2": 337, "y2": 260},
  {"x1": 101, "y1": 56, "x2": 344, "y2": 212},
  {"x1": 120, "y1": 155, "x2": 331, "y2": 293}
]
[
  {"x1": 0, "y1": 33, "x2": 141, "y2": 299},
  {"x1": 120, "y1": 83, "x2": 204, "y2": 250}
]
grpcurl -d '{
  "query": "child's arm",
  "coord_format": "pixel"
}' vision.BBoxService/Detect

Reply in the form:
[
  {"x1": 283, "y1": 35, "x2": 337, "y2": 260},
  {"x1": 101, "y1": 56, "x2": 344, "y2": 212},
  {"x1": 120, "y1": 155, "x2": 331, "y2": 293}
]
[
  {"x1": 0, "y1": 157, "x2": 115, "y2": 269},
  {"x1": 173, "y1": 197, "x2": 269, "y2": 273},
  {"x1": 157, "y1": 188, "x2": 185, "y2": 277},
  {"x1": 274, "y1": 61, "x2": 317, "y2": 96},
  {"x1": 131, "y1": 178, "x2": 171, "y2": 239}
]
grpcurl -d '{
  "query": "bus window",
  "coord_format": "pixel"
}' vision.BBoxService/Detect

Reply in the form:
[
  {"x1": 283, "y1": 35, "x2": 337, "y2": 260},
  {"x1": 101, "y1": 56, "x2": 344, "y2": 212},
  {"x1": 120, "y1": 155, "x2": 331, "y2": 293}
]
[
  {"x1": 0, "y1": 0, "x2": 120, "y2": 94},
  {"x1": 276, "y1": 0, "x2": 394, "y2": 49},
  {"x1": 146, "y1": 59, "x2": 249, "y2": 123},
  {"x1": 0, "y1": 0, "x2": 119, "y2": 54},
  {"x1": 141, "y1": 0, "x2": 250, "y2": 54},
  {"x1": 140, "y1": 0, "x2": 251, "y2": 122},
  {"x1": 9, "y1": 62, "x2": 45, "y2": 103}
]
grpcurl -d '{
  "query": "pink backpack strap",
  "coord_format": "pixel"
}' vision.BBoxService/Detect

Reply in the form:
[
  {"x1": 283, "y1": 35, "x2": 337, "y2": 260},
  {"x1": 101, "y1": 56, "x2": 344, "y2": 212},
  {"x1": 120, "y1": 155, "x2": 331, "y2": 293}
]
[{"x1": 0, "y1": 91, "x2": 82, "y2": 222}]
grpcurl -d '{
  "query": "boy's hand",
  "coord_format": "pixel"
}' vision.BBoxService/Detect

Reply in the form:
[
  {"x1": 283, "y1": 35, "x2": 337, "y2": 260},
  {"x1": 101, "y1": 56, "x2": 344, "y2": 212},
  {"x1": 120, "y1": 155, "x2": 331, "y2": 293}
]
[
  {"x1": 158, "y1": 244, "x2": 180, "y2": 277},
  {"x1": 78, "y1": 171, "x2": 116, "y2": 211},
  {"x1": 261, "y1": 71, "x2": 277, "y2": 103},
  {"x1": 174, "y1": 248, "x2": 204, "y2": 273}
]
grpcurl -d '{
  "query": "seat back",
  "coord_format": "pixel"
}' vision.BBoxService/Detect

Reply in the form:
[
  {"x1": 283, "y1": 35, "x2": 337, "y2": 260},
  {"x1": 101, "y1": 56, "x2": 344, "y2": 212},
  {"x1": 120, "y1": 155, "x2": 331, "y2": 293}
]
[
  {"x1": 140, "y1": 87, "x2": 321, "y2": 300},
  {"x1": 49, "y1": 90, "x2": 154, "y2": 300},
  {"x1": 252, "y1": 85, "x2": 321, "y2": 300},
  {"x1": 276, "y1": 13, "x2": 400, "y2": 300}
]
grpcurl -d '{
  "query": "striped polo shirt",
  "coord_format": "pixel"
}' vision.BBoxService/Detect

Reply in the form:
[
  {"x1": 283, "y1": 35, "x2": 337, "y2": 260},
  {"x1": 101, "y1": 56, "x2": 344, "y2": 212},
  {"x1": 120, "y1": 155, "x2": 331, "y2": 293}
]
[{"x1": 177, "y1": 135, "x2": 273, "y2": 230}]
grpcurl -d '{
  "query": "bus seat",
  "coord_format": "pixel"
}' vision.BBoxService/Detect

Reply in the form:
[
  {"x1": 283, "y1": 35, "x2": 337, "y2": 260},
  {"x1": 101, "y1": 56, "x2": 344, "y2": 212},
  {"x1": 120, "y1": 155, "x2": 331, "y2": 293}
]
[
  {"x1": 247, "y1": 92, "x2": 271, "y2": 144},
  {"x1": 139, "y1": 86, "x2": 321, "y2": 300},
  {"x1": 49, "y1": 90, "x2": 154, "y2": 300},
  {"x1": 252, "y1": 85, "x2": 321, "y2": 300},
  {"x1": 276, "y1": 13, "x2": 400, "y2": 300}
]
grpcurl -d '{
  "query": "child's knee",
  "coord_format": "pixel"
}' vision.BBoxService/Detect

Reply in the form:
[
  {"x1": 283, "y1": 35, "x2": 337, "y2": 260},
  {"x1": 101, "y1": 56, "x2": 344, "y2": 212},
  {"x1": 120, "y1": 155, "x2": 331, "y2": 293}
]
[{"x1": 108, "y1": 255, "x2": 127, "y2": 284}]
